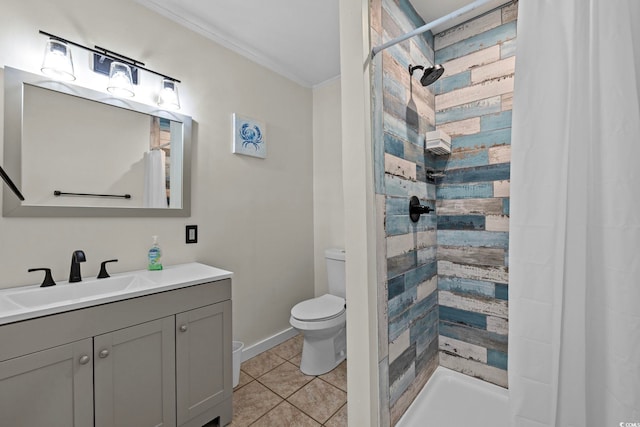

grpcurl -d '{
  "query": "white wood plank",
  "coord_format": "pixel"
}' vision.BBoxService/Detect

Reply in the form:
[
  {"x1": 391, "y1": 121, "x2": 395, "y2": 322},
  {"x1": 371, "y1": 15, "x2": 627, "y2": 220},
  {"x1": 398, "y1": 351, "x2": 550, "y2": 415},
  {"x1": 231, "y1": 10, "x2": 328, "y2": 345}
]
[
  {"x1": 442, "y1": 45, "x2": 501, "y2": 78},
  {"x1": 438, "y1": 260, "x2": 509, "y2": 284},
  {"x1": 436, "y1": 75, "x2": 515, "y2": 111},
  {"x1": 439, "y1": 290, "x2": 508, "y2": 318},
  {"x1": 437, "y1": 117, "x2": 481, "y2": 137},
  {"x1": 502, "y1": 1, "x2": 519, "y2": 24},
  {"x1": 439, "y1": 351, "x2": 508, "y2": 387},
  {"x1": 439, "y1": 335, "x2": 487, "y2": 363},
  {"x1": 486, "y1": 215, "x2": 510, "y2": 232},
  {"x1": 501, "y1": 92, "x2": 513, "y2": 111},
  {"x1": 385, "y1": 153, "x2": 417, "y2": 180},
  {"x1": 493, "y1": 180, "x2": 510, "y2": 197},
  {"x1": 487, "y1": 316, "x2": 509, "y2": 334},
  {"x1": 489, "y1": 145, "x2": 511, "y2": 164},
  {"x1": 417, "y1": 276, "x2": 438, "y2": 301},
  {"x1": 389, "y1": 329, "x2": 410, "y2": 364},
  {"x1": 471, "y1": 56, "x2": 516, "y2": 85},
  {"x1": 386, "y1": 231, "x2": 437, "y2": 258},
  {"x1": 435, "y1": 10, "x2": 502, "y2": 50},
  {"x1": 436, "y1": 198, "x2": 504, "y2": 215}
]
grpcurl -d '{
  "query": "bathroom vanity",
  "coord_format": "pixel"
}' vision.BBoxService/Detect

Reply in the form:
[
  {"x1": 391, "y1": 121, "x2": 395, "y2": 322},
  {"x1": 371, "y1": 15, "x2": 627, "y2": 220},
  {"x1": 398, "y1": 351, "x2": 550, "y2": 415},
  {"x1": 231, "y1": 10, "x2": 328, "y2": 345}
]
[{"x1": 0, "y1": 263, "x2": 233, "y2": 427}]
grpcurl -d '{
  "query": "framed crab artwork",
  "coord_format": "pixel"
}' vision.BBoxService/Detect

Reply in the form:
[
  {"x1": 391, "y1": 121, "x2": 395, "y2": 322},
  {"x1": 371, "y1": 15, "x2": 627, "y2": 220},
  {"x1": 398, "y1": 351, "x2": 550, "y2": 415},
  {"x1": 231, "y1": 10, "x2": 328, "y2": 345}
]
[{"x1": 232, "y1": 113, "x2": 267, "y2": 159}]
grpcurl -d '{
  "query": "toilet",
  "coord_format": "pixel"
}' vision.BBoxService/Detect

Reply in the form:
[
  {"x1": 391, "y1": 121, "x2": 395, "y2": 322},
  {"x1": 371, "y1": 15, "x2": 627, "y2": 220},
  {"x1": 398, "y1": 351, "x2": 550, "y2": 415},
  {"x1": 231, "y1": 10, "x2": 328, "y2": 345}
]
[{"x1": 290, "y1": 248, "x2": 346, "y2": 375}]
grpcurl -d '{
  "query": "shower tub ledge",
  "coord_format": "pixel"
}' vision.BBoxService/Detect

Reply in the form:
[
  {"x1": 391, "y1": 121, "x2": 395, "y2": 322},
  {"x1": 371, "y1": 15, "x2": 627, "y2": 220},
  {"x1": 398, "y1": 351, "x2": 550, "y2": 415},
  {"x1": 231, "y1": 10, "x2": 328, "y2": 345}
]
[{"x1": 396, "y1": 366, "x2": 509, "y2": 427}]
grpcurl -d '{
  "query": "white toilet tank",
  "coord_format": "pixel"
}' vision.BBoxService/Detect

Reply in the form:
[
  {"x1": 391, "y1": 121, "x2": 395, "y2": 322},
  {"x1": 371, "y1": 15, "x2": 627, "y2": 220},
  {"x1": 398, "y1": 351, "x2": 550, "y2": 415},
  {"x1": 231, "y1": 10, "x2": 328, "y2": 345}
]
[{"x1": 325, "y1": 248, "x2": 346, "y2": 299}]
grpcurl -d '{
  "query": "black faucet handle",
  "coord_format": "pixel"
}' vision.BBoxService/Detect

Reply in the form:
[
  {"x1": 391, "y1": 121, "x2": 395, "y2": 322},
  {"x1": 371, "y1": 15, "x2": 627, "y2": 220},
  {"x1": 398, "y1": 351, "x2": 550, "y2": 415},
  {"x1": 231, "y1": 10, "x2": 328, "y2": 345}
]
[
  {"x1": 73, "y1": 250, "x2": 86, "y2": 263},
  {"x1": 97, "y1": 259, "x2": 118, "y2": 279},
  {"x1": 28, "y1": 268, "x2": 57, "y2": 287}
]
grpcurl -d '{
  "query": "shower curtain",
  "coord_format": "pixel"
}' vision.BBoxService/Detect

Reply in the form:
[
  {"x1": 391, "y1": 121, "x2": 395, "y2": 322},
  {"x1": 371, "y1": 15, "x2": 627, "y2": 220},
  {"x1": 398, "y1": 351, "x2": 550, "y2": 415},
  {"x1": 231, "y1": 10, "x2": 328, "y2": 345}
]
[{"x1": 509, "y1": 0, "x2": 640, "y2": 425}]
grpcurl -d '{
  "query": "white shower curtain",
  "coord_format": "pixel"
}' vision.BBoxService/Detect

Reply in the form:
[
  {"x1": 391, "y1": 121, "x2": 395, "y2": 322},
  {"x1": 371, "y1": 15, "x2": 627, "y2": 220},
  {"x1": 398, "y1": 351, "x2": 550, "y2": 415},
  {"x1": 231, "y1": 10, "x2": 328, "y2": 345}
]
[
  {"x1": 143, "y1": 149, "x2": 167, "y2": 208},
  {"x1": 509, "y1": 0, "x2": 640, "y2": 426}
]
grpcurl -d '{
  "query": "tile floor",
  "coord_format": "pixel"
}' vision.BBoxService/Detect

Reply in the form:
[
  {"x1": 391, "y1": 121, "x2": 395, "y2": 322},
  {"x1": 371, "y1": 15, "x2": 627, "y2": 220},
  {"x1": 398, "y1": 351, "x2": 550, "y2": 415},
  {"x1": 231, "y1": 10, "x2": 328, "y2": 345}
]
[{"x1": 229, "y1": 334, "x2": 347, "y2": 426}]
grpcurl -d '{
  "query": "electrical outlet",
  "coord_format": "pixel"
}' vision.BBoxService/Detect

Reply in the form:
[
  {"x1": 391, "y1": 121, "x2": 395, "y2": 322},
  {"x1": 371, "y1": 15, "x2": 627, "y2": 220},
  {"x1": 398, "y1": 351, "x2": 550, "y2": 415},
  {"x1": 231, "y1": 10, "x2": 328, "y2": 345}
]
[{"x1": 185, "y1": 225, "x2": 198, "y2": 244}]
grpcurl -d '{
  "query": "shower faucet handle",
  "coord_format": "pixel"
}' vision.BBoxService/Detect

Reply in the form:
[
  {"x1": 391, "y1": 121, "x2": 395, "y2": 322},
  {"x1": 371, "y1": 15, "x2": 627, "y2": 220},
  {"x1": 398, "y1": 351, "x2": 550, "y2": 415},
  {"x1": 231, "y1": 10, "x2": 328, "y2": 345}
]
[{"x1": 409, "y1": 196, "x2": 434, "y2": 223}]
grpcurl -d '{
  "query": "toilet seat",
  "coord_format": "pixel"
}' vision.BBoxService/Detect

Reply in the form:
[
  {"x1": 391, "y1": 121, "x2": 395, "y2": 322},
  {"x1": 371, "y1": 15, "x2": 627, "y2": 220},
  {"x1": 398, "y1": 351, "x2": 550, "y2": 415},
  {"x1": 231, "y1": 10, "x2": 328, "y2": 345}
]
[{"x1": 291, "y1": 294, "x2": 345, "y2": 322}]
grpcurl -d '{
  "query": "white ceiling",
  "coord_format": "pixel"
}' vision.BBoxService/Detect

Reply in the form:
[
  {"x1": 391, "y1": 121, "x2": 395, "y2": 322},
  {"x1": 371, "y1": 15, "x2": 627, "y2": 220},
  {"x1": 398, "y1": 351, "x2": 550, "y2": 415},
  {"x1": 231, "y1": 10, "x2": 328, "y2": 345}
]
[{"x1": 135, "y1": 0, "x2": 505, "y2": 88}]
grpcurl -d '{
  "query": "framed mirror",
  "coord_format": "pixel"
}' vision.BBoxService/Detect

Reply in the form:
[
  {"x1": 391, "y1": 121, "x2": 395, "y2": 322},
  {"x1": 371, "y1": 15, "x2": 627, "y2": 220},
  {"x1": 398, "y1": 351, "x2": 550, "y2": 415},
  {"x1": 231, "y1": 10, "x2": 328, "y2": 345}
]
[{"x1": 2, "y1": 67, "x2": 192, "y2": 217}]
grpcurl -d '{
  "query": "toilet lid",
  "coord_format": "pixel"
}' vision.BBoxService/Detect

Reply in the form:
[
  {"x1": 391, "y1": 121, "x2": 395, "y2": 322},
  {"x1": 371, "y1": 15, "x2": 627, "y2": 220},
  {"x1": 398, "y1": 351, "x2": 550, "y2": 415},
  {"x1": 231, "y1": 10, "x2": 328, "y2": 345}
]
[{"x1": 291, "y1": 294, "x2": 345, "y2": 321}]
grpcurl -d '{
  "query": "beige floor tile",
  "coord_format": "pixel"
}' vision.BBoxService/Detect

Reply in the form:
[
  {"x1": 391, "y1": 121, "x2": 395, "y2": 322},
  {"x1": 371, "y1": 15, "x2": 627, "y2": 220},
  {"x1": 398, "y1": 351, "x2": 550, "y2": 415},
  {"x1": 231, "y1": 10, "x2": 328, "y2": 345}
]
[
  {"x1": 240, "y1": 349, "x2": 286, "y2": 378},
  {"x1": 289, "y1": 353, "x2": 302, "y2": 367},
  {"x1": 271, "y1": 334, "x2": 303, "y2": 360},
  {"x1": 251, "y1": 401, "x2": 320, "y2": 427},
  {"x1": 319, "y1": 360, "x2": 347, "y2": 392},
  {"x1": 230, "y1": 380, "x2": 282, "y2": 426},
  {"x1": 288, "y1": 378, "x2": 347, "y2": 424},
  {"x1": 325, "y1": 403, "x2": 348, "y2": 427},
  {"x1": 258, "y1": 361, "x2": 314, "y2": 398},
  {"x1": 235, "y1": 370, "x2": 253, "y2": 390}
]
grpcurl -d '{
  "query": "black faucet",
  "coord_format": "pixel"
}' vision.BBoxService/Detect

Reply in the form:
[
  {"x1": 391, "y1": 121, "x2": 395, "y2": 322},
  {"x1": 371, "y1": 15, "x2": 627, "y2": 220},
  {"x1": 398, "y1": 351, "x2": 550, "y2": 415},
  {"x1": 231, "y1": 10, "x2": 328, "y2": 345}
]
[{"x1": 69, "y1": 250, "x2": 86, "y2": 283}]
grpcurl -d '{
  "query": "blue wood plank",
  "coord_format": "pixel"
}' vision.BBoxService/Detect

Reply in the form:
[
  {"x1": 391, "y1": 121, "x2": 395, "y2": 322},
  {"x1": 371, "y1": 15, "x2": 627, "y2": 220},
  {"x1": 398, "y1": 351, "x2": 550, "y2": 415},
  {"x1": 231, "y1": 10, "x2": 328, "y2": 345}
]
[
  {"x1": 410, "y1": 305, "x2": 438, "y2": 345},
  {"x1": 389, "y1": 287, "x2": 417, "y2": 320},
  {"x1": 501, "y1": 38, "x2": 517, "y2": 59},
  {"x1": 387, "y1": 249, "x2": 418, "y2": 279},
  {"x1": 439, "y1": 321, "x2": 508, "y2": 353},
  {"x1": 386, "y1": 196, "x2": 410, "y2": 215},
  {"x1": 432, "y1": 71, "x2": 471, "y2": 95},
  {"x1": 409, "y1": 290, "x2": 438, "y2": 322},
  {"x1": 452, "y1": 128, "x2": 512, "y2": 151},
  {"x1": 435, "y1": 21, "x2": 517, "y2": 63},
  {"x1": 495, "y1": 283, "x2": 508, "y2": 300},
  {"x1": 503, "y1": 198, "x2": 510, "y2": 215},
  {"x1": 404, "y1": 261, "x2": 437, "y2": 289},
  {"x1": 435, "y1": 150, "x2": 489, "y2": 171},
  {"x1": 384, "y1": 112, "x2": 421, "y2": 147},
  {"x1": 436, "y1": 96, "x2": 502, "y2": 124},
  {"x1": 437, "y1": 230, "x2": 509, "y2": 248},
  {"x1": 437, "y1": 215, "x2": 486, "y2": 230},
  {"x1": 388, "y1": 275, "x2": 406, "y2": 300},
  {"x1": 436, "y1": 182, "x2": 494, "y2": 199},
  {"x1": 384, "y1": 132, "x2": 405, "y2": 158},
  {"x1": 438, "y1": 163, "x2": 511, "y2": 184},
  {"x1": 481, "y1": 111, "x2": 512, "y2": 132},
  {"x1": 439, "y1": 306, "x2": 487, "y2": 329},
  {"x1": 438, "y1": 276, "x2": 496, "y2": 298},
  {"x1": 389, "y1": 309, "x2": 410, "y2": 342},
  {"x1": 487, "y1": 349, "x2": 508, "y2": 370}
]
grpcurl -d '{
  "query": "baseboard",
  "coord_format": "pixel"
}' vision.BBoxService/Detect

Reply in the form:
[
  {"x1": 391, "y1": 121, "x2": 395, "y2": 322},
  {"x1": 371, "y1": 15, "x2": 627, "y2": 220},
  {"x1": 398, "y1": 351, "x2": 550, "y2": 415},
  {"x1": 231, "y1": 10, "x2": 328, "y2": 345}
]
[{"x1": 241, "y1": 327, "x2": 299, "y2": 362}]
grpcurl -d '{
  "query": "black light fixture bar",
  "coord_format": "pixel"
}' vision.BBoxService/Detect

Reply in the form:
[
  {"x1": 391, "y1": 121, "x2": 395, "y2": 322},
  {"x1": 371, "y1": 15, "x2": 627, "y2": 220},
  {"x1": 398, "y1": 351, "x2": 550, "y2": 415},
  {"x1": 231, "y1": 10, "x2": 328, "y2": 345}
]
[{"x1": 38, "y1": 30, "x2": 181, "y2": 83}]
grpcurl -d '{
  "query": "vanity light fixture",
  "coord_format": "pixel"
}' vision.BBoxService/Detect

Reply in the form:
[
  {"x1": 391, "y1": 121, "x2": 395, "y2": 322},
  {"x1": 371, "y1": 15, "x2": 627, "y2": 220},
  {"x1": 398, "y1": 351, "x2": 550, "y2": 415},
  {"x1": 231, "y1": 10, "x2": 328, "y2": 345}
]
[
  {"x1": 157, "y1": 79, "x2": 180, "y2": 110},
  {"x1": 38, "y1": 30, "x2": 181, "y2": 106},
  {"x1": 40, "y1": 39, "x2": 75, "y2": 81},
  {"x1": 106, "y1": 61, "x2": 135, "y2": 98}
]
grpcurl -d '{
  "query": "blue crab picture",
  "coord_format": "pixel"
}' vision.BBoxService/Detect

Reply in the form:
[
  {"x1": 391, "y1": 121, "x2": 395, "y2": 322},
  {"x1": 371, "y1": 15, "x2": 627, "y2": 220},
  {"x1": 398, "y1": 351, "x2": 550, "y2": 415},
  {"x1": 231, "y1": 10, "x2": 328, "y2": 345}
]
[{"x1": 232, "y1": 114, "x2": 267, "y2": 158}]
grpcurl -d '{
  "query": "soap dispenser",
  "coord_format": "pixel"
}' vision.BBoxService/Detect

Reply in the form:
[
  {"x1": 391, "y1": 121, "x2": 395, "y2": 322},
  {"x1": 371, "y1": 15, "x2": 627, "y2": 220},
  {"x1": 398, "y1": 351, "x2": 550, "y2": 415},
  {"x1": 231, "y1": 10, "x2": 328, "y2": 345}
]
[{"x1": 148, "y1": 236, "x2": 163, "y2": 271}]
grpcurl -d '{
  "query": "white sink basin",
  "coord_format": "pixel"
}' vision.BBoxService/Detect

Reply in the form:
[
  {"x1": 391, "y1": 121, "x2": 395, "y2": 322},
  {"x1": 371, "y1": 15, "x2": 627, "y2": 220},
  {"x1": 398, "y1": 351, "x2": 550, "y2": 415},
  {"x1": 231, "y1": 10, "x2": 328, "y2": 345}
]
[{"x1": 5, "y1": 275, "x2": 155, "y2": 308}]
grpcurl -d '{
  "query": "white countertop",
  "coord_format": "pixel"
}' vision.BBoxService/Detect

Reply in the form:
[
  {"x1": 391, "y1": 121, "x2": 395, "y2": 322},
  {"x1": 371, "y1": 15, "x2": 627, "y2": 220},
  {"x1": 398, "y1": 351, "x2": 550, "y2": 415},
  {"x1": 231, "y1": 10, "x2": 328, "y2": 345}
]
[{"x1": 0, "y1": 262, "x2": 233, "y2": 326}]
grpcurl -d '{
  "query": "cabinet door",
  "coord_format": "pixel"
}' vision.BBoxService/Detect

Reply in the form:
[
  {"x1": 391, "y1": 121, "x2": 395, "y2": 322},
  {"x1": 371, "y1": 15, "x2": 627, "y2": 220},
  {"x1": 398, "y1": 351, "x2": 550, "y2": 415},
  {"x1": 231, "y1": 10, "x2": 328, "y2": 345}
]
[
  {"x1": 0, "y1": 338, "x2": 93, "y2": 427},
  {"x1": 94, "y1": 316, "x2": 176, "y2": 427},
  {"x1": 176, "y1": 301, "x2": 232, "y2": 425}
]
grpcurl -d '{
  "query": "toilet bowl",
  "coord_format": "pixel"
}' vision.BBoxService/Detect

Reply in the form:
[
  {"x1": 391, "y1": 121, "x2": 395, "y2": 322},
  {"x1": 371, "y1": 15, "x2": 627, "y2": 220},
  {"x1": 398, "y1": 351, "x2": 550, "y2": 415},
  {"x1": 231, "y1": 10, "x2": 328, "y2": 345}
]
[{"x1": 290, "y1": 249, "x2": 346, "y2": 376}]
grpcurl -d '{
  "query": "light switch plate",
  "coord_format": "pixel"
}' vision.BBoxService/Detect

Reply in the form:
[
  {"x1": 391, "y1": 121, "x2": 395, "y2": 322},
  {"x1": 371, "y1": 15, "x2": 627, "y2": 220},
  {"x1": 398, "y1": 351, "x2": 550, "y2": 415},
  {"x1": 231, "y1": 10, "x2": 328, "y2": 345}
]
[{"x1": 185, "y1": 225, "x2": 198, "y2": 244}]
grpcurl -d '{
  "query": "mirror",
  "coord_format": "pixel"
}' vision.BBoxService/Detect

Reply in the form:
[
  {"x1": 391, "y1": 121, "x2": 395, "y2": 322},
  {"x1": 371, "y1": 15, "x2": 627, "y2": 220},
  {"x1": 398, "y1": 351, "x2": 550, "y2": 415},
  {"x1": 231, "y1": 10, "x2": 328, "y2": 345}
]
[{"x1": 2, "y1": 67, "x2": 192, "y2": 217}]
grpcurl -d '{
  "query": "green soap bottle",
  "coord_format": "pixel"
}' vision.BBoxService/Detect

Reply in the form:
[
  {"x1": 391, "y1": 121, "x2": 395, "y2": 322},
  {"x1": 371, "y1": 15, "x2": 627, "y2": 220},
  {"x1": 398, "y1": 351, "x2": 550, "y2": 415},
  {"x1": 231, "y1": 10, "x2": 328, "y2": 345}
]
[{"x1": 148, "y1": 235, "x2": 163, "y2": 271}]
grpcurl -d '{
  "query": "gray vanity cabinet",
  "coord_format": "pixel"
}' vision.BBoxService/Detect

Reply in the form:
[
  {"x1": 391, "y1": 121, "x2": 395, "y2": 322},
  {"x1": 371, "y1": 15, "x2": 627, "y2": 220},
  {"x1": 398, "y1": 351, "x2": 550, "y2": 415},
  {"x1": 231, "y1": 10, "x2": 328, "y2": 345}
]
[
  {"x1": 0, "y1": 338, "x2": 94, "y2": 426},
  {"x1": 176, "y1": 301, "x2": 232, "y2": 426},
  {"x1": 94, "y1": 316, "x2": 176, "y2": 427},
  {"x1": 0, "y1": 278, "x2": 232, "y2": 427}
]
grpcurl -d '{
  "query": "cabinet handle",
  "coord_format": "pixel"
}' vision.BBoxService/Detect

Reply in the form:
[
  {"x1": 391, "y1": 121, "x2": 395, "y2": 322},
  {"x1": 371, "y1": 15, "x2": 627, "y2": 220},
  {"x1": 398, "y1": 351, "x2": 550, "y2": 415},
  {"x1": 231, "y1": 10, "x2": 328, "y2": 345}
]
[
  {"x1": 179, "y1": 324, "x2": 188, "y2": 332},
  {"x1": 79, "y1": 355, "x2": 90, "y2": 365},
  {"x1": 99, "y1": 349, "x2": 110, "y2": 358}
]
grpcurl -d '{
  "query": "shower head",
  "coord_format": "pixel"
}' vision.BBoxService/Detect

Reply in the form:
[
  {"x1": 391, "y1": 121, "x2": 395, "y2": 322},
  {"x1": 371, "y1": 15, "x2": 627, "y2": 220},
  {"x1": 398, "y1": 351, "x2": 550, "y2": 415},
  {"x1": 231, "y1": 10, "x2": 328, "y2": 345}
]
[{"x1": 409, "y1": 64, "x2": 445, "y2": 87}]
